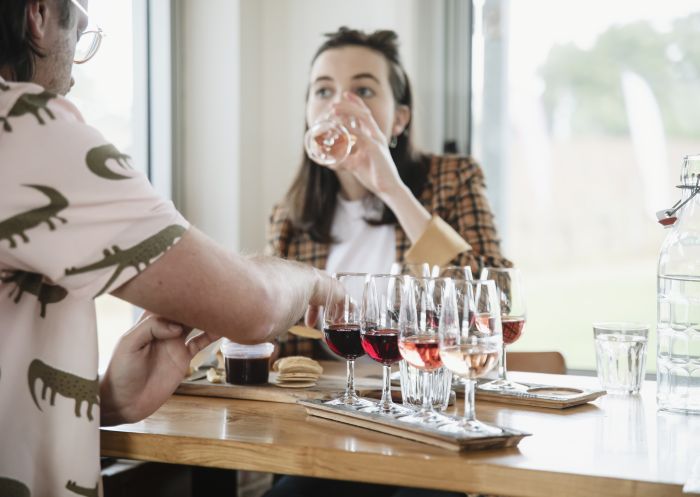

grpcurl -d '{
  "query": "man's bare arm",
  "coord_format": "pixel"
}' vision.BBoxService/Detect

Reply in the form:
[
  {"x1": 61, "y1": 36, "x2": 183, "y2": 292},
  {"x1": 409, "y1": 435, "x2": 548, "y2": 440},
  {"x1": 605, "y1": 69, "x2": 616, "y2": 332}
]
[{"x1": 112, "y1": 227, "x2": 332, "y2": 343}]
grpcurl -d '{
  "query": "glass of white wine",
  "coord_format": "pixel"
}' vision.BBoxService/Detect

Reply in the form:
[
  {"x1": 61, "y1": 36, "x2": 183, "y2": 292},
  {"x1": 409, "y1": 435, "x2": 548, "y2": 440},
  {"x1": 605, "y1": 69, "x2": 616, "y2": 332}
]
[{"x1": 439, "y1": 279, "x2": 503, "y2": 434}]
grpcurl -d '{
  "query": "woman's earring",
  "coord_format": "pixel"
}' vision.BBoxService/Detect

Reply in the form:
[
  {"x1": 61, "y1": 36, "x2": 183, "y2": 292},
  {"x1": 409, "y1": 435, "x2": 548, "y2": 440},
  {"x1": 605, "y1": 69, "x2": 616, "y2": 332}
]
[{"x1": 389, "y1": 135, "x2": 398, "y2": 148}]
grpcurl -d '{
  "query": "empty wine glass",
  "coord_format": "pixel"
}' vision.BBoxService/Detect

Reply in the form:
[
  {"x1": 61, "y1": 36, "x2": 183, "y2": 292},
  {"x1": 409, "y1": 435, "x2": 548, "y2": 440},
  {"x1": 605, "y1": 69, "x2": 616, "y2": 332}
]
[
  {"x1": 324, "y1": 272, "x2": 373, "y2": 408},
  {"x1": 479, "y1": 268, "x2": 527, "y2": 391},
  {"x1": 439, "y1": 279, "x2": 503, "y2": 433},
  {"x1": 398, "y1": 276, "x2": 450, "y2": 423},
  {"x1": 390, "y1": 262, "x2": 431, "y2": 278},
  {"x1": 361, "y1": 274, "x2": 409, "y2": 414},
  {"x1": 431, "y1": 265, "x2": 474, "y2": 281},
  {"x1": 304, "y1": 115, "x2": 358, "y2": 166}
]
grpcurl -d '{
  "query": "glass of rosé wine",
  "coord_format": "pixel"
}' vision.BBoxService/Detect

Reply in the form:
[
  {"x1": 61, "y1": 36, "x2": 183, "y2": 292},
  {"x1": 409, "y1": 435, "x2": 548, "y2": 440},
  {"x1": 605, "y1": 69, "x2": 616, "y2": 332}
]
[
  {"x1": 324, "y1": 272, "x2": 373, "y2": 408},
  {"x1": 304, "y1": 115, "x2": 358, "y2": 166},
  {"x1": 398, "y1": 276, "x2": 451, "y2": 423},
  {"x1": 439, "y1": 279, "x2": 503, "y2": 433},
  {"x1": 478, "y1": 267, "x2": 527, "y2": 391},
  {"x1": 360, "y1": 274, "x2": 410, "y2": 414}
]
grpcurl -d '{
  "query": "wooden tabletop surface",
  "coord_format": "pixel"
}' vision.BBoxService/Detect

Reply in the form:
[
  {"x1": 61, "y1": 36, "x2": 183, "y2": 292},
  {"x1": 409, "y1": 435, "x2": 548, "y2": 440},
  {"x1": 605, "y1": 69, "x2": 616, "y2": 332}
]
[{"x1": 101, "y1": 368, "x2": 700, "y2": 497}]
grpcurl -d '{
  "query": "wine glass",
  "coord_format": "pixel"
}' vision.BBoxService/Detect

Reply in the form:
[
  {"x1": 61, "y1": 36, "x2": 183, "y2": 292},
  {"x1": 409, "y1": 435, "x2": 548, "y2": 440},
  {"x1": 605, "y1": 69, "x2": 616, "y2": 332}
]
[
  {"x1": 432, "y1": 265, "x2": 474, "y2": 388},
  {"x1": 361, "y1": 274, "x2": 409, "y2": 414},
  {"x1": 478, "y1": 268, "x2": 528, "y2": 391},
  {"x1": 431, "y1": 265, "x2": 474, "y2": 281},
  {"x1": 304, "y1": 115, "x2": 358, "y2": 166},
  {"x1": 390, "y1": 262, "x2": 431, "y2": 278},
  {"x1": 398, "y1": 276, "x2": 450, "y2": 423},
  {"x1": 324, "y1": 272, "x2": 373, "y2": 408},
  {"x1": 439, "y1": 279, "x2": 503, "y2": 433}
]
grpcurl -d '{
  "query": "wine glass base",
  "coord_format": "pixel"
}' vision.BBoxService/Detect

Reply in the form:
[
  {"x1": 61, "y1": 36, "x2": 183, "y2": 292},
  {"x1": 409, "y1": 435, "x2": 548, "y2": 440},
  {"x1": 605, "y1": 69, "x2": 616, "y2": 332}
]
[
  {"x1": 359, "y1": 402, "x2": 412, "y2": 416},
  {"x1": 478, "y1": 378, "x2": 528, "y2": 392},
  {"x1": 324, "y1": 395, "x2": 375, "y2": 409},
  {"x1": 438, "y1": 418, "x2": 503, "y2": 435},
  {"x1": 397, "y1": 408, "x2": 449, "y2": 425}
]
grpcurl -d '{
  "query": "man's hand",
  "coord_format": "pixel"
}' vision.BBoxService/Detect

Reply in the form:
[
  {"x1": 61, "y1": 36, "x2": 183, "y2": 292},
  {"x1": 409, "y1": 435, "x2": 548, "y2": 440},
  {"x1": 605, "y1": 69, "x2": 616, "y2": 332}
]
[{"x1": 100, "y1": 313, "x2": 217, "y2": 426}]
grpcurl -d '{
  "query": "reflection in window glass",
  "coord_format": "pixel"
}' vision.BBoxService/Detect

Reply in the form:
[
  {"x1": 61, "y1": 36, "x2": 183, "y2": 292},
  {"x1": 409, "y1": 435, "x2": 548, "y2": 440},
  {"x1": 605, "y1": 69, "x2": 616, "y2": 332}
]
[
  {"x1": 69, "y1": 1, "x2": 145, "y2": 372},
  {"x1": 472, "y1": 0, "x2": 700, "y2": 371}
]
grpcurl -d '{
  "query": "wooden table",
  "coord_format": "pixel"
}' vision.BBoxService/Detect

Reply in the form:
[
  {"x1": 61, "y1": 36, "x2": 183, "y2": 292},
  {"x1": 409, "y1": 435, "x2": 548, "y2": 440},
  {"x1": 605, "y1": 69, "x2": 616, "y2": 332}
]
[{"x1": 101, "y1": 371, "x2": 700, "y2": 497}]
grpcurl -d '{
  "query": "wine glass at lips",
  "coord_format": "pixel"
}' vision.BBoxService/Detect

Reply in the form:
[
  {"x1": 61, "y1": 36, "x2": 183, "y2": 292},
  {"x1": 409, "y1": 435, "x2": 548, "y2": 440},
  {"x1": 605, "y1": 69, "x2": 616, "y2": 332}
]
[
  {"x1": 360, "y1": 274, "x2": 411, "y2": 414},
  {"x1": 304, "y1": 115, "x2": 358, "y2": 166},
  {"x1": 323, "y1": 272, "x2": 373, "y2": 408},
  {"x1": 439, "y1": 279, "x2": 503, "y2": 434},
  {"x1": 478, "y1": 268, "x2": 528, "y2": 391},
  {"x1": 398, "y1": 277, "x2": 452, "y2": 423}
]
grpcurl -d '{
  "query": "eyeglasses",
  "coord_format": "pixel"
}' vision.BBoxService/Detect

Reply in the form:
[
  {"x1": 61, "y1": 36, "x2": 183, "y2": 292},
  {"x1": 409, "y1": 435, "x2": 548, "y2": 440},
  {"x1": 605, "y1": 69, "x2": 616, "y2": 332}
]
[{"x1": 70, "y1": 0, "x2": 105, "y2": 64}]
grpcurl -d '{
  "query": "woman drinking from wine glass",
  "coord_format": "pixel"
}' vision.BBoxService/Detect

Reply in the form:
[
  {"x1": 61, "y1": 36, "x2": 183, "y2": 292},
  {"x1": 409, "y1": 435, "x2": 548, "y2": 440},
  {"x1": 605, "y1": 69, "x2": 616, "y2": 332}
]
[
  {"x1": 267, "y1": 27, "x2": 512, "y2": 360},
  {"x1": 263, "y1": 26, "x2": 506, "y2": 497}
]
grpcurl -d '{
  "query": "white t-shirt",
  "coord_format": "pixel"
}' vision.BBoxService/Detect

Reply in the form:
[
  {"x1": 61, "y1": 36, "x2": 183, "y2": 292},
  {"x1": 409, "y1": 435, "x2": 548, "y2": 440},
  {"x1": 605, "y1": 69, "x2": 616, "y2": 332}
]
[
  {"x1": 325, "y1": 195, "x2": 395, "y2": 275},
  {"x1": 0, "y1": 77, "x2": 188, "y2": 496}
]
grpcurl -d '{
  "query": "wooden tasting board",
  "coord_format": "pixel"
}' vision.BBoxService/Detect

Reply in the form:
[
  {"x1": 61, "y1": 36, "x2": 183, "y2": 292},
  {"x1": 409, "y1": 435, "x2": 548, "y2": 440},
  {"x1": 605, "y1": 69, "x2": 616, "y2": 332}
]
[
  {"x1": 299, "y1": 399, "x2": 531, "y2": 452},
  {"x1": 474, "y1": 381, "x2": 606, "y2": 409},
  {"x1": 175, "y1": 372, "x2": 385, "y2": 404}
]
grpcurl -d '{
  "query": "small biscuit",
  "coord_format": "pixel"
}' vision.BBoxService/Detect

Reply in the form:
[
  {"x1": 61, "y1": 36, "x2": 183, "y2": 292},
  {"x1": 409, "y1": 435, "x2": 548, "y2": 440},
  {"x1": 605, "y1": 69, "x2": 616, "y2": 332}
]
[
  {"x1": 206, "y1": 367, "x2": 225, "y2": 383},
  {"x1": 273, "y1": 357, "x2": 323, "y2": 375},
  {"x1": 273, "y1": 380, "x2": 316, "y2": 388},
  {"x1": 277, "y1": 376, "x2": 320, "y2": 383},
  {"x1": 277, "y1": 372, "x2": 321, "y2": 379}
]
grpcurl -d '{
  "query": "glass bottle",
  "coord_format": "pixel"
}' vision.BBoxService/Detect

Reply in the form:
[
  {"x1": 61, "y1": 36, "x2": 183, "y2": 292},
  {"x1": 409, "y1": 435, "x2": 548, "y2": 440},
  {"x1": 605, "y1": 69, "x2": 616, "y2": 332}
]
[{"x1": 657, "y1": 154, "x2": 700, "y2": 413}]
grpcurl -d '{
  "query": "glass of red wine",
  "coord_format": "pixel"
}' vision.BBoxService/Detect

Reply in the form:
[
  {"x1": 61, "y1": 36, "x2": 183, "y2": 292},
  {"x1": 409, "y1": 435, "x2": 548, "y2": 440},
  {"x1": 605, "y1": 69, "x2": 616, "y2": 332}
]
[
  {"x1": 398, "y1": 276, "x2": 450, "y2": 423},
  {"x1": 361, "y1": 274, "x2": 409, "y2": 414},
  {"x1": 324, "y1": 272, "x2": 373, "y2": 407},
  {"x1": 478, "y1": 267, "x2": 527, "y2": 391},
  {"x1": 439, "y1": 279, "x2": 503, "y2": 433}
]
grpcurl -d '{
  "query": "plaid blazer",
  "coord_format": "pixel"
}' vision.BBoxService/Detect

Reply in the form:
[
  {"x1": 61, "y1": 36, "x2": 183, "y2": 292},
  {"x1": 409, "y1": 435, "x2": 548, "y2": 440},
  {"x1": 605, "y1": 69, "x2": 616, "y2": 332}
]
[{"x1": 266, "y1": 154, "x2": 512, "y2": 358}]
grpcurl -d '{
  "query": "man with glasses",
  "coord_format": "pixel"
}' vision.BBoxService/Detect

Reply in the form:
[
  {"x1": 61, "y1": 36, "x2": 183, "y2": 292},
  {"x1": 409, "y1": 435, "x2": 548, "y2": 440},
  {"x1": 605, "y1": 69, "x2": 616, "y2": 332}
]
[{"x1": 0, "y1": 1, "x2": 337, "y2": 495}]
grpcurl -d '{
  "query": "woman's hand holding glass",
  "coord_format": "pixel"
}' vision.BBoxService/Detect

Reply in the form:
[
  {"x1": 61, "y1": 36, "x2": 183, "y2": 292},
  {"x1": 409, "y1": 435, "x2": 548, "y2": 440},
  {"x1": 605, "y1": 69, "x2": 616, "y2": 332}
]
[{"x1": 306, "y1": 92, "x2": 404, "y2": 199}]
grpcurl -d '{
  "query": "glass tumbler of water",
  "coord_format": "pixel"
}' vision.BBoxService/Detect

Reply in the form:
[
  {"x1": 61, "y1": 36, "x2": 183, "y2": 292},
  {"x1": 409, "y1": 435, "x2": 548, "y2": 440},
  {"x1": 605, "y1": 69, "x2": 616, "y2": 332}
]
[{"x1": 593, "y1": 322, "x2": 649, "y2": 394}]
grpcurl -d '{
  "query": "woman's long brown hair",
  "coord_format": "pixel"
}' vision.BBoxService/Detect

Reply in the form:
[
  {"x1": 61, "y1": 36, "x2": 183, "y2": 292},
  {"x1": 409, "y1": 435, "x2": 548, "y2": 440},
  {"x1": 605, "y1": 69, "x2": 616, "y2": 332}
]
[{"x1": 284, "y1": 27, "x2": 429, "y2": 243}]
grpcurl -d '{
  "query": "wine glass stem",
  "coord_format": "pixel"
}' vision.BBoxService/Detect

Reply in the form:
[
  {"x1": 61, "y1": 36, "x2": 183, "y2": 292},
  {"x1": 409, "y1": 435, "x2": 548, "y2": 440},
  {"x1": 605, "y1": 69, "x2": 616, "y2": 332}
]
[
  {"x1": 420, "y1": 370, "x2": 432, "y2": 413},
  {"x1": 380, "y1": 364, "x2": 392, "y2": 410},
  {"x1": 464, "y1": 379, "x2": 476, "y2": 422},
  {"x1": 499, "y1": 343, "x2": 508, "y2": 381},
  {"x1": 345, "y1": 359, "x2": 356, "y2": 398}
]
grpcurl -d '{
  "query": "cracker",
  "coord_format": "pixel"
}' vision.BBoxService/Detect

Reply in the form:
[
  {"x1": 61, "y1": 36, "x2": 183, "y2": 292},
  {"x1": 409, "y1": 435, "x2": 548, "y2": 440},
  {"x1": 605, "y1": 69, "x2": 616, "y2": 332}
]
[
  {"x1": 273, "y1": 356, "x2": 323, "y2": 375},
  {"x1": 206, "y1": 367, "x2": 225, "y2": 384},
  {"x1": 277, "y1": 372, "x2": 321, "y2": 379},
  {"x1": 273, "y1": 380, "x2": 317, "y2": 388}
]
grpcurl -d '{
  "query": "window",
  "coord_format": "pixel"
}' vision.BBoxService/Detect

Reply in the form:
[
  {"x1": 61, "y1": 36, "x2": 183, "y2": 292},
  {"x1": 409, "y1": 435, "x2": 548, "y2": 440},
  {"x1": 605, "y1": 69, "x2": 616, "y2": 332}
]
[
  {"x1": 471, "y1": 0, "x2": 700, "y2": 371},
  {"x1": 70, "y1": 0, "x2": 149, "y2": 372}
]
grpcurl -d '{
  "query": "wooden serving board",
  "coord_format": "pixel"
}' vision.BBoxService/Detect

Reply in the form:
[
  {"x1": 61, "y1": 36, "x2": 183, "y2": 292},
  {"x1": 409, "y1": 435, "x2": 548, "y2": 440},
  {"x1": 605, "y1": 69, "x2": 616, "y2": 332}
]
[
  {"x1": 300, "y1": 399, "x2": 530, "y2": 452},
  {"x1": 175, "y1": 372, "x2": 385, "y2": 404},
  {"x1": 474, "y1": 381, "x2": 606, "y2": 409}
]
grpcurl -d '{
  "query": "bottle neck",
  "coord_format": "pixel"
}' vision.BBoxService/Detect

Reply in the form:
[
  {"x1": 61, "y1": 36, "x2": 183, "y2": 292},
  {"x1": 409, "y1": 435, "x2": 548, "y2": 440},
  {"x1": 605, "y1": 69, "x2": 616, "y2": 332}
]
[{"x1": 675, "y1": 189, "x2": 700, "y2": 229}]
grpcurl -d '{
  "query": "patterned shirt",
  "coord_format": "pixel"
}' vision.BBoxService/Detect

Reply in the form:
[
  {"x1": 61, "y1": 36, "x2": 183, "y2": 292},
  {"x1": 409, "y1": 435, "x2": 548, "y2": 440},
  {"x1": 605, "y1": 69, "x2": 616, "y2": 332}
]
[
  {"x1": 266, "y1": 154, "x2": 512, "y2": 357},
  {"x1": 0, "y1": 77, "x2": 187, "y2": 496}
]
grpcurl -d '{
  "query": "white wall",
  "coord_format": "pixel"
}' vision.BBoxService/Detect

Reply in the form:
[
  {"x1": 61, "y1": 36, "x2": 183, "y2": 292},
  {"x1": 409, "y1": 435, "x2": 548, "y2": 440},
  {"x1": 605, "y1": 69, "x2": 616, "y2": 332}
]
[
  {"x1": 178, "y1": 0, "x2": 445, "y2": 252},
  {"x1": 176, "y1": 0, "x2": 241, "y2": 249}
]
